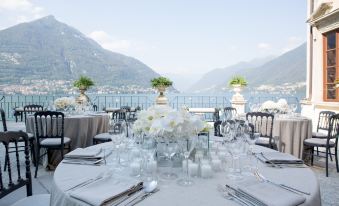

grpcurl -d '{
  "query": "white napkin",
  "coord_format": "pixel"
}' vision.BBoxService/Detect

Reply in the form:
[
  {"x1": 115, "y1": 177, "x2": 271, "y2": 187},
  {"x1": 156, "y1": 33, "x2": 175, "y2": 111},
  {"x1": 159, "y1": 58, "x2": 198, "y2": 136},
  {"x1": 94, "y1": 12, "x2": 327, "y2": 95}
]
[
  {"x1": 70, "y1": 178, "x2": 140, "y2": 206},
  {"x1": 238, "y1": 182, "x2": 306, "y2": 206},
  {"x1": 65, "y1": 148, "x2": 102, "y2": 159},
  {"x1": 259, "y1": 152, "x2": 304, "y2": 164}
]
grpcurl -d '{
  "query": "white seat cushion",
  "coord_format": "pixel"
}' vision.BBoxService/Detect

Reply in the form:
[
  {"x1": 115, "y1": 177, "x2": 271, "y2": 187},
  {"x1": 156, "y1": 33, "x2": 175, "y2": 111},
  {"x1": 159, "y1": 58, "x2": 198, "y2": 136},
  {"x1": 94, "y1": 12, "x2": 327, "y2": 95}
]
[
  {"x1": 10, "y1": 194, "x2": 50, "y2": 206},
  {"x1": 40, "y1": 137, "x2": 71, "y2": 146},
  {"x1": 255, "y1": 137, "x2": 270, "y2": 145},
  {"x1": 94, "y1": 133, "x2": 112, "y2": 140},
  {"x1": 304, "y1": 138, "x2": 335, "y2": 147},
  {"x1": 312, "y1": 132, "x2": 327, "y2": 139}
]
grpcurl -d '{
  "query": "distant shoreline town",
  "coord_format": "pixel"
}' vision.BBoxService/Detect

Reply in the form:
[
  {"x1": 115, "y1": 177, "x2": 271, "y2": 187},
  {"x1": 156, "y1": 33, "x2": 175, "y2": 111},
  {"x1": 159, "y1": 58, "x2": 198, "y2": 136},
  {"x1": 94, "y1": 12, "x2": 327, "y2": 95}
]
[{"x1": 0, "y1": 79, "x2": 306, "y2": 96}]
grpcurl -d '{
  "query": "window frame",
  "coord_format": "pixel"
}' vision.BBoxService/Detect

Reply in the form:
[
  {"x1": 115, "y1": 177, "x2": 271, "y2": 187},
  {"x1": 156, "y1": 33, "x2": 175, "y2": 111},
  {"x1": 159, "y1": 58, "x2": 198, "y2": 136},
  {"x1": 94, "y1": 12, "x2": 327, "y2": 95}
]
[{"x1": 323, "y1": 30, "x2": 339, "y2": 102}]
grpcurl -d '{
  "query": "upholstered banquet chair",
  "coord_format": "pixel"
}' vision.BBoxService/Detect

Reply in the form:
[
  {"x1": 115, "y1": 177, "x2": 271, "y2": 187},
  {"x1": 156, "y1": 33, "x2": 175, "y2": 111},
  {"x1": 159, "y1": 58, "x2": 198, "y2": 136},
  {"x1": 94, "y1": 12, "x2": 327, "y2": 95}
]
[
  {"x1": 0, "y1": 131, "x2": 50, "y2": 206},
  {"x1": 223, "y1": 107, "x2": 237, "y2": 121},
  {"x1": 23, "y1": 104, "x2": 44, "y2": 123},
  {"x1": 304, "y1": 113, "x2": 339, "y2": 177},
  {"x1": 312, "y1": 111, "x2": 335, "y2": 157},
  {"x1": 93, "y1": 109, "x2": 127, "y2": 145},
  {"x1": 1, "y1": 108, "x2": 36, "y2": 171},
  {"x1": 34, "y1": 111, "x2": 71, "y2": 178},
  {"x1": 246, "y1": 112, "x2": 276, "y2": 149}
]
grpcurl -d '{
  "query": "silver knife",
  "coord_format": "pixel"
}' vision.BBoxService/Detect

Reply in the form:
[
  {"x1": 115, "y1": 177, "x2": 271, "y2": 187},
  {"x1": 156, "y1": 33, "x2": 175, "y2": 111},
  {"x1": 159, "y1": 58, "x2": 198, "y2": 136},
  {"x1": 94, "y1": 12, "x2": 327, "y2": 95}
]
[{"x1": 129, "y1": 188, "x2": 160, "y2": 206}]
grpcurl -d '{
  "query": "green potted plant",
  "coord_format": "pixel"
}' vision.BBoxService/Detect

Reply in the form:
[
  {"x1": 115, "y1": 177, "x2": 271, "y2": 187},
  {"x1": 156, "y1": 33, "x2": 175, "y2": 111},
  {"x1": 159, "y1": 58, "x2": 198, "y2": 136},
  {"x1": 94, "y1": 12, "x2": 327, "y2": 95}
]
[
  {"x1": 150, "y1": 77, "x2": 173, "y2": 105},
  {"x1": 228, "y1": 76, "x2": 248, "y2": 87},
  {"x1": 228, "y1": 76, "x2": 247, "y2": 101},
  {"x1": 73, "y1": 76, "x2": 95, "y2": 104},
  {"x1": 73, "y1": 76, "x2": 95, "y2": 90}
]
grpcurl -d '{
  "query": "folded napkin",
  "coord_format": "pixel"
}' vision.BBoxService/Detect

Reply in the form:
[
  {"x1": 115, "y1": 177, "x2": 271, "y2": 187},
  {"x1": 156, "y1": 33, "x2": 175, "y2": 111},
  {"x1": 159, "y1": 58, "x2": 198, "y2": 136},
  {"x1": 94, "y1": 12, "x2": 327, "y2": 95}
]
[
  {"x1": 70, "y1": 178, "x2": 142, "y2": 206},
  {"x1": 258, "y1": 152, "x2": 304, "y2": 165},
  {"x1": 238, "y1": 182, "x2": 306, "y2": 206},
  {"x1": 65, "y1": 148, "x2": 102, "y2": 159}
]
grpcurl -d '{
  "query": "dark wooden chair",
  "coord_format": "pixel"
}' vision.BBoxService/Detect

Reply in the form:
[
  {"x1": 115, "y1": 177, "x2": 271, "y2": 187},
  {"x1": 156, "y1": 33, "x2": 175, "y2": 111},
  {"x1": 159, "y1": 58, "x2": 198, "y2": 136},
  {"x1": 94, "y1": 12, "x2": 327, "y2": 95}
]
[
  {"x1": 1, "y1": 108, "x2": 36, "y2": 171},
  {"x1": 23, "y1": 104, "x2": 44, "y2": 123},
  {"x1": 304, "y1": 113, "x2": 339, "y2": 177},
  {"x1": 0, "y1": 131, "x2": 50, "y2": 205},
  {"x1": 93, "y1": 104, "x2": 98, "y2": 111},
  {"x1": 312, "y1": 111, "x2": 335, "y2": 157},
  {"x1": 34, "y1": 111, "x2": 71, "y2": 178},
  {"x1": 246, "y1": 112, "x2": 275, "y2": 149},
  {"x1": 223, "y1": 107, "x2": 237, "y2": 121},
  {"x1": 93, "y1": 109, "x2": 127, "y2": 144}
]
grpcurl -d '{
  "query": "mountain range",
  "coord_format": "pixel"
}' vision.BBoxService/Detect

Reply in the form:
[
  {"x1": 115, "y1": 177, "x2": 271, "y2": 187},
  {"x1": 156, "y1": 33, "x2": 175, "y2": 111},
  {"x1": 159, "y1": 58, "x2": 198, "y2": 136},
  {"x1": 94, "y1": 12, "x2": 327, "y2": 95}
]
[
  {"x1": 0, "y1": 16, "x2": 159, "y2": 88},
  {"x1": 188, "y1": 43, "x2": 306, "y2": 93}
]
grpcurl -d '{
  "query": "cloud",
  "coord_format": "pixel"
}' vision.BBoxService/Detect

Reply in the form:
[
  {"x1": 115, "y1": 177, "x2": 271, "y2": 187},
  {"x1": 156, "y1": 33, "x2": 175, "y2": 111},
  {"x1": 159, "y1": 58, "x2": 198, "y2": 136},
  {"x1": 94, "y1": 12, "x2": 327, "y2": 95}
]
[
  {"x1": 88, "y1": 31, "x2": 132, "y2": 51},
  {"x1": 257, "y1": 43, "x2": 271, "y2": 50},
  {"x1": 281, "y1": 36, "x2": 303, "y2": 53},
  {"x1": 0, "y1": 0, "x2": 45, "y2": 25},
  {"x1": 0, "y1": 0, "x2": 32, "y2": 11}
]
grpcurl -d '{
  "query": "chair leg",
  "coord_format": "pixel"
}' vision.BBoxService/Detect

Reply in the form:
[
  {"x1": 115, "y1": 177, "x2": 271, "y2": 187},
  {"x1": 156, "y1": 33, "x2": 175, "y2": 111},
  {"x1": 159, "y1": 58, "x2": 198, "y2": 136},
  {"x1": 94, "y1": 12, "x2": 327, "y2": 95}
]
[
  {"x1": 4, "y1": 158, "x2": 7, "y2": 171},
  {"x1": 326, "y1": 147, "x2": 329, "y2": 177},
  {"x1": 311, "y1": 147, "x2": 314, "y2": 166},
  {"x1": 328, "y1": 148, "x2": 333, "y2": 161},
  {"x1": 335, "y1": 146, "x2": 339, "y2": 173},
  {"x1": 35, "y1": 147, "x2": 40, "y2": 178},
  {"x1": 316, "y1": 147, "x2": 319, "y2": 156},
  {"x1": 30, "y1": 139, "x2": 36, "y2": 167},
  {"x1": 61, "y1": 146, "x2": 64, "y2": 160}
]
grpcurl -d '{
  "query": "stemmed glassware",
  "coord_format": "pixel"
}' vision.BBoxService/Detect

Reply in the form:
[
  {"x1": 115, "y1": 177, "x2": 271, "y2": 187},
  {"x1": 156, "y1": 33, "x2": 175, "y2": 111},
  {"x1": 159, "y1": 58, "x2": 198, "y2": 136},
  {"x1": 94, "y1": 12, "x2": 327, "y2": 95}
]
[
  {"x1": 161, "y1": 138, "x2": 178, "y2": 180},
  {"x1": 177, "y1": 137, "x2": 196, "y2": 186}
]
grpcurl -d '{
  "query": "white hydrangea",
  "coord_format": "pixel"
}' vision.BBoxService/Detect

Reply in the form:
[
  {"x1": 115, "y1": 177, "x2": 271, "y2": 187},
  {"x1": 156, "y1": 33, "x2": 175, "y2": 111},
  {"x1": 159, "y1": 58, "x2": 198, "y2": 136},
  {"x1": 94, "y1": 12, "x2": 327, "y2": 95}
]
[
  {"x1": 133, "y1": 105, "x2": 206, "y2": 139},
  {"x1": 260, "y1": 98, "x2": 289, "y2": 113},
  {"x1": 54, "y1": 97, "x2": 76, "y2": 110}
]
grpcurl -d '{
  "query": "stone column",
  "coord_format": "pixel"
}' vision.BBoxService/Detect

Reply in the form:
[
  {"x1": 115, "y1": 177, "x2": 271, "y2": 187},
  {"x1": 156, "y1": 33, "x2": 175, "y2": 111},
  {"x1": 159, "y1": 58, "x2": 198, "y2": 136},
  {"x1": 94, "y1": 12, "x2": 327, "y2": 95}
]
[{"x1": 231, "y1": 100, "x2": 247, "y2": 114}]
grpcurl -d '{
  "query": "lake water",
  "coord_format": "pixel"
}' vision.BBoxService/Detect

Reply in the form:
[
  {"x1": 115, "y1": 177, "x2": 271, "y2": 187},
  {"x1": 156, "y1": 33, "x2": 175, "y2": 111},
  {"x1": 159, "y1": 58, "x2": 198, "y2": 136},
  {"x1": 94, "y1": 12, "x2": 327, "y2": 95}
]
[{"x1": 0, "y1": 92, "x2": 304, "y2": 120}]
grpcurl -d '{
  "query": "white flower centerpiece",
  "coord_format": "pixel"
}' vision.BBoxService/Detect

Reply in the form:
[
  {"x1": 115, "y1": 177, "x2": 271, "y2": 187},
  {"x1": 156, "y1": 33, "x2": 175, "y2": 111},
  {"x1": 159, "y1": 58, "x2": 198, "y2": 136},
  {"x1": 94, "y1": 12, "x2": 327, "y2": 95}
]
[
  {"x1": 259, "y1": 99, "x2": 289, "y2": 114},
  {"x1": 133, "y1": 105, "x2": 206, "y2": 140},
  {"x1": 133, "y1": 105, "x2": 207, "y2": 167},
  {"x1": 54, "y1": 97, "x2": 76, "y2": 111}
]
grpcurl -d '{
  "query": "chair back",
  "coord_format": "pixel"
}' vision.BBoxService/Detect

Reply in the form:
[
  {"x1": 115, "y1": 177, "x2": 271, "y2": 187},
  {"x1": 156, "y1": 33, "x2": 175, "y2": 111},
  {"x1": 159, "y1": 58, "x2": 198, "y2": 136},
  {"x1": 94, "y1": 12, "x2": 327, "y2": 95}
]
[
  {"x1": 0, "y1": 131, "x2": 32, "y2": 198},
  {"x1": 120, "y1": 106, "x2": 131, "y2": 112},
  {"x1": 34, "y1": 111, "x2": 65, "y2": 145},
  {"x1": 112, "y1": 109, "x2": 126, "y2": 122},
  {"x1": 24, "y1": 104, "x2": 44, "y2": 122},
  {"x1": 317, "y1": 111, "x2": 335, "y2": 132},
  {"x1": 223, "y1": 107, "x2": 237, "y2": 120},
  {"x1": 246, "y1": 112, "x2": 274, "y2": 138},
  {"x1": 328, "y1": 114, "x2": 339, "y2": 143},
  {"x1": 0, "y1": 108, "x2": 7, "y2": 132}
]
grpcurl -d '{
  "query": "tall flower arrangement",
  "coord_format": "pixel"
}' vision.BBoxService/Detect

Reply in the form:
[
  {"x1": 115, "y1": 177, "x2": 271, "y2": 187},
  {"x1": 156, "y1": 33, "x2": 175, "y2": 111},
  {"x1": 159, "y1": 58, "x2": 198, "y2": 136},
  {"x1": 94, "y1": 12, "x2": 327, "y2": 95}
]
[{"x1": 133, "y1": 105, "x2": 206, "y2": 139}]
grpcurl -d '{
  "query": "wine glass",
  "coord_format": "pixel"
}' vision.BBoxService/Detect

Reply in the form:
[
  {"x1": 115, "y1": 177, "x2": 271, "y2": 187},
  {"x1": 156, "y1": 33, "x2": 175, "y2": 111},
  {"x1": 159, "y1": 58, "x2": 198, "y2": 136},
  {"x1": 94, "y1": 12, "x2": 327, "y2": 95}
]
[{"x1": 177, "y1": 137, "x2": 196, "y2": 186}]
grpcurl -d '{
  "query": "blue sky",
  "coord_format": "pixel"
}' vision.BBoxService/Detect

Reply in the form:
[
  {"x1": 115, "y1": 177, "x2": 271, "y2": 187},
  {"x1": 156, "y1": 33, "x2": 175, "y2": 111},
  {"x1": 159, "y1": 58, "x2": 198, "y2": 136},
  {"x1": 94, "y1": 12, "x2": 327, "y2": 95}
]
[{"x1": 0, "y1": 0, "x2": 307, "y2": 83}]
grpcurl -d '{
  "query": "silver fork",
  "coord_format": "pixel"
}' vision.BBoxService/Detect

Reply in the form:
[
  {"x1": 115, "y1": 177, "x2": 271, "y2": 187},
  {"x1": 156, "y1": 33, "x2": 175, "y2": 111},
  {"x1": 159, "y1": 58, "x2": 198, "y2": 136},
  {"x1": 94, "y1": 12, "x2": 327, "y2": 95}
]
[{"x1": 254, "y1": 170, "x2": 310, "y2": 195}]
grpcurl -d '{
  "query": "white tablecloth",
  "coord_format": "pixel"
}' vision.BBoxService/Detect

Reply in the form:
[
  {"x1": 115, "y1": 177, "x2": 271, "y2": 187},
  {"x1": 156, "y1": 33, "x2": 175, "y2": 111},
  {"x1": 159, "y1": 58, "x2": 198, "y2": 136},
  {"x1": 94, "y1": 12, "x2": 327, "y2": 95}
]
[
  {"x1": 26, "y1": 113, "x2": 110, "y2": 164},
  {"x1": 273, "y1": 116, "x2": 312, "y2": 158},
  {"x1": 50, "y1": 143, "x2": 321, "y2": 206}
]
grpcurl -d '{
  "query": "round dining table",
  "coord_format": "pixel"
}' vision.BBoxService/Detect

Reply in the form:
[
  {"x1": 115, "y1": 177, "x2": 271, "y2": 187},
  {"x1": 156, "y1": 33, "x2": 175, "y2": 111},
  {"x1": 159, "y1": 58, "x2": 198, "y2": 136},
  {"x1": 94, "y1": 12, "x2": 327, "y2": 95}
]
[
  {"x1": 273, "y1": 115, "x2": 312, "y2": 158},
  {"x1": 50, "y1": 142, "x2": 321, "y2": 206},
  {"x1": 26, "y1": 113, "x2": 110, "y2": 166}
]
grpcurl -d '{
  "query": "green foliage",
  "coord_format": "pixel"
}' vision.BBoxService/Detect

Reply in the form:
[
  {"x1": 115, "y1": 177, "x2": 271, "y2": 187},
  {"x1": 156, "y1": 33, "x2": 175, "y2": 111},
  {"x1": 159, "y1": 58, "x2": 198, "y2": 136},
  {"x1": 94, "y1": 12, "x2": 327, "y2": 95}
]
[
  {"x1": 151, "y1": 77, "x2": 173, "y2": 88},
  {"x1": 73, "y1": 76, "x2": 94, "y2": 89},
  {"x1": 228, "y1": 76, "x2": 248, "y2": 87}
]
